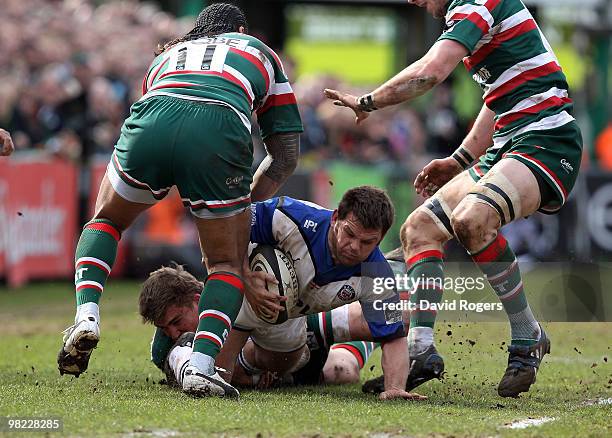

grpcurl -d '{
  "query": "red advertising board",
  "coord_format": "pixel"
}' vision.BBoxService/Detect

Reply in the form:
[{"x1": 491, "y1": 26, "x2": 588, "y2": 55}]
[{"x1": 0, "y1": 157, "x2": 78, "y2": 287}]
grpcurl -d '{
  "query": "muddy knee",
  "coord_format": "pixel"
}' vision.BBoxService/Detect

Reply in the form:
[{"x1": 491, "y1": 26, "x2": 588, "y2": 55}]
[
  {"x1": 451, "y1": 202, "x2": 499, "y2": 252},
  {"x1": 401, "y1": 208, "x2": 449, "y2": 255},
  {"x1": 322, "y1": 349, "x2": 360, "y2": 385}
]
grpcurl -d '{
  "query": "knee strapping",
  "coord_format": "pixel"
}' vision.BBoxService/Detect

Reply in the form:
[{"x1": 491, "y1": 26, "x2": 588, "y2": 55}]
[
  {"x1": 422, "y1": 196, "x2": 454, "y2": 239},
  {"x1": 466, "y1": 170, "x2": 522, "y2": 225}
]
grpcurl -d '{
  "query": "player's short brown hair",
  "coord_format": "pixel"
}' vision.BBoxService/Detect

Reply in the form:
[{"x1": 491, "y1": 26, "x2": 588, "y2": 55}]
[
  {"x1": 139, "y1": 264, "x2": 203, "y2": 324},
  {"x1": 337, "y1": 186, "x2": 395, "y2": 236}
]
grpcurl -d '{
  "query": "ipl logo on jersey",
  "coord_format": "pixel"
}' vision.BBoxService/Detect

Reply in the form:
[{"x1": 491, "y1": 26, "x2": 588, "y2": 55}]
[{"x1": 336, "y1": 284, "x2": 356, "y2": 302}]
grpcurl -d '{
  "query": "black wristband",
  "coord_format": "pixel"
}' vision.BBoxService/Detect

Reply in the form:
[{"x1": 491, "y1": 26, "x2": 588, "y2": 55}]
[
  {"x1": 357, "y1": 94, "x2": 377, "y2": 112},
  {"x1": 451, "y1": 146, "x2": 475, "y2": 170}
]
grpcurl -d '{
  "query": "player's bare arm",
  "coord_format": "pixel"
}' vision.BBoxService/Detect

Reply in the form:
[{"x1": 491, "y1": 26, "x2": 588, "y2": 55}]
[
  {"x1": 324, "y1": 40, "x2": 467, "y2": 124},
  {"x1": 215, "y1": 329, "x2": 251, "y2": 383},
  {"x1": 251, "y1": 132, "x2": 300, "y2": 201},
  {"x1": 415, "y1": 104, "x2": 495, "y2": 198},
  {"x1": 379, "y1": 337, "x2": 427, "y2": 401},
  {"x1": 0, "y1": 128, "x2": 15, "y2": 156}
]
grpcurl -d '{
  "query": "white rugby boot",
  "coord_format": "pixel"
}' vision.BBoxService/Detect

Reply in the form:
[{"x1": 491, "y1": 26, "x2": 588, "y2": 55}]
[
  {"x1": 182, "y1": 366, "x2": 240, "y2": 398},
  {"x1": 57, "y1": 308, "x2": 100, "y2": 377}
]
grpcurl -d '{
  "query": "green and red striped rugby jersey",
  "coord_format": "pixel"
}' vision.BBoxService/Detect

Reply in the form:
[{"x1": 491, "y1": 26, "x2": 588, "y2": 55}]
[
  {"x1": 141, "y1": 32, "x2": 303, "y2": 138},
  {"x1": 438, "y1": 0, "x2": 574, "y2": 149}
]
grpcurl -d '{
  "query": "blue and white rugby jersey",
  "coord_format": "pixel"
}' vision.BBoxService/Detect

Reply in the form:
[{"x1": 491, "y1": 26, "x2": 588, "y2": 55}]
[{"x1": 250, "y1": 196, "x2": 405, "y2": 342}]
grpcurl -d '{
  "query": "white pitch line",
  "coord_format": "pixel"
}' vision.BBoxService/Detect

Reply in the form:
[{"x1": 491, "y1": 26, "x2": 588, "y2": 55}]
[
  {"x1": 583, "y1": 398, "x2": 612, "y2": 406},
  {"x1": 503, "y1": 417, "x2": 557, "y2": 429}
]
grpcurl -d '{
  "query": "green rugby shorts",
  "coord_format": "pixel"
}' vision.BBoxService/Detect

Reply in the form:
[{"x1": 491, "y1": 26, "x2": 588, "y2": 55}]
[
  {"x1": 469, "y1": 121, "x2": 582, "y2": 214},
  {"x1": 108, "y1": 95, "x2": 253, "y2": 218}
]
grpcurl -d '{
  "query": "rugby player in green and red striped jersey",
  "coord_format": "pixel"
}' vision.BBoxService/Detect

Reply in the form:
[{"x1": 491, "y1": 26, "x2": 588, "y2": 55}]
[
  {"x1": 57, "y1": 3, "x2": 303, "y2": 399},
  {"x1": 326, "y1": 0, "x2": 580, "y2": 398}
]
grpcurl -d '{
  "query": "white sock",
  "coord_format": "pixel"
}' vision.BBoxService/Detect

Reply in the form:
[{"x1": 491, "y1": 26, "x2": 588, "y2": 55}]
[
  {"x1": 168, "y1": 345, "x2": 191, "y2": 386},
  {"x1": 330, "y1": 306, "x2": 350, "y2": 343},
  {"x1": 188, "y1": 351, "x2": 215, "y2": 375},
  {"x1": 75, "y1": 303, "x2": 100, "y2": 324},
  {"x1": 408, "y1": 327, "x2": 434, "y2": 356}
]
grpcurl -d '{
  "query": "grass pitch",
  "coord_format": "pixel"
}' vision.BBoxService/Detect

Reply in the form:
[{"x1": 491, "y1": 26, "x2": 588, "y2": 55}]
[{"x1": 0, "y1": 281, "x2": 610, "y2": 437}]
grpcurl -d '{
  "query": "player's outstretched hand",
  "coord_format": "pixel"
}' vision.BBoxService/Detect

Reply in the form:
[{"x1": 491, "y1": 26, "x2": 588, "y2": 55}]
[
  {"x1": 323, "y1": 88, "x2": 370, "y2": 125},
  {"x1": 244, "y1": 270, "x2": 287, "y2": 319},
  {"x1": 414, "y1": 157, "x2": 462, "y2": 198},
  {"x1": 379, "y1": 389, "x2": 428, "y2": 401},
  {"x1": 0, "y1": 128, "x2": 15, "y2": 156}
]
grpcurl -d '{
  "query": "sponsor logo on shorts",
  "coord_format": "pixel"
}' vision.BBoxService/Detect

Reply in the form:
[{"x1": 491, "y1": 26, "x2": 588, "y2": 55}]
[
  {"x1": 336, "y1": 284, "x2": 356, "y2": 301},
  {"x1": 226, "y1": 175, "x2": 244, "y2": 189},
  {"x1": 560, "y1": 158, "x2": 574, "y2": 174}
]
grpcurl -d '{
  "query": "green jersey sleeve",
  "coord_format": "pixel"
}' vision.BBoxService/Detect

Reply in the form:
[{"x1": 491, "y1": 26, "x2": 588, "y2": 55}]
[{"x1": 254, "y1": 46, "x2": 303, "y2": 139}]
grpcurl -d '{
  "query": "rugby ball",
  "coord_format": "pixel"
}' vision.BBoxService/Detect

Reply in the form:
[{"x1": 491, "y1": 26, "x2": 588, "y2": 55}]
[{"x1": 248, "y1": 244, "x2": 299, "y2": 324}]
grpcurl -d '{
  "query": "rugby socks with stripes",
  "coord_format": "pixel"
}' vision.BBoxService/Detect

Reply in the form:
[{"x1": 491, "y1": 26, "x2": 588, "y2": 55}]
[
  {"x1": 306, "y1": 310, "x2": 379, "y2": 368},
  {"x1": 406, "y1": 250, "x2": 444, "y2": 355},
  {"x1": 74, "y1": 219, "x2": 121, "y2": 323},
  {"x1": 306, "y1": 306, "x2": 351, "y2": 349},
  {"x1": 331, "y1": 341, "x2": 378, "y2": 369},
  {"x1": 471, "y1": 234, "x2": 540, "y2": 346},
  {"x1": 190, "y1": 272, "x2": 244, "y2": 375}
]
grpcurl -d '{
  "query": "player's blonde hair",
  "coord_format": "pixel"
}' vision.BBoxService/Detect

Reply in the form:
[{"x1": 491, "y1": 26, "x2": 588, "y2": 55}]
[{"x1": 139, "y1": 263, "x2": 203, "y2": 324}]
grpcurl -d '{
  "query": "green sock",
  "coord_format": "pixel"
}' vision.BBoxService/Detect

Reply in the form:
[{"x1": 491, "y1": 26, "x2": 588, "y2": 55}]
[
  {"x1": 471, "y1": 233, "x2": 540, "y2": 346},
  {"x1": 192, "y1": 272, "x2": 244, "y2": 362},
  {"x1": 74, "y1": 219, "x2": 120, "y2": 307},
  {"x1": 406, "y1": 250, "x2": 444, "y2": 330},
  {"x1": 331, "y1": 341, "x2": 379, "y2": 369},
  {"x1": 306, "y1": 311, "x2": 334, "y2": 348}
]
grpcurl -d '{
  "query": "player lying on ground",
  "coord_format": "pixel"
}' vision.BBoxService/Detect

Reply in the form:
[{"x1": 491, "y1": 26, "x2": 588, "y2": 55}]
[
  {"x1": 138, "y1": 267, "x2": 378, "y2": 387},
  {"x1": 58, "y1": 3, "x2": 303, "y2": 399},
  {"x1": 142, "y1": 248, "x2": 412, "y2": 388},
  {"x1": 325, "y1": 0, "x2": 581, "y2": 398},
  {"x1": 140, "y1": 186, "x2": 426, "y2": 400}
]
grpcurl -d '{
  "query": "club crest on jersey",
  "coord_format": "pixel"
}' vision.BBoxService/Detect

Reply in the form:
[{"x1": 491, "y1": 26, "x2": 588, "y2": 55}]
[
  {"x1": 473, "y1": 67, "x2": 491, "y2": 84},
  {"x1": 336, "y1": 284, "x2": 356, "y2": 301}
]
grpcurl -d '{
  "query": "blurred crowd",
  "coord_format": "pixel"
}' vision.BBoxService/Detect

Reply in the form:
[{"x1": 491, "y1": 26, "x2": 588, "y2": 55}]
[
  {"x1": 3, "y1": 0, "x2": 603, "y2": 274},
  {"x1": 0, "y1": 0, "x2": 467, "y2": 167},
  {"x1": 0, "y1": 0, "x2": 475, "y2": 276},
  {"x1": 0, "y1": 0, "x2": 191, "y2": 161}
]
